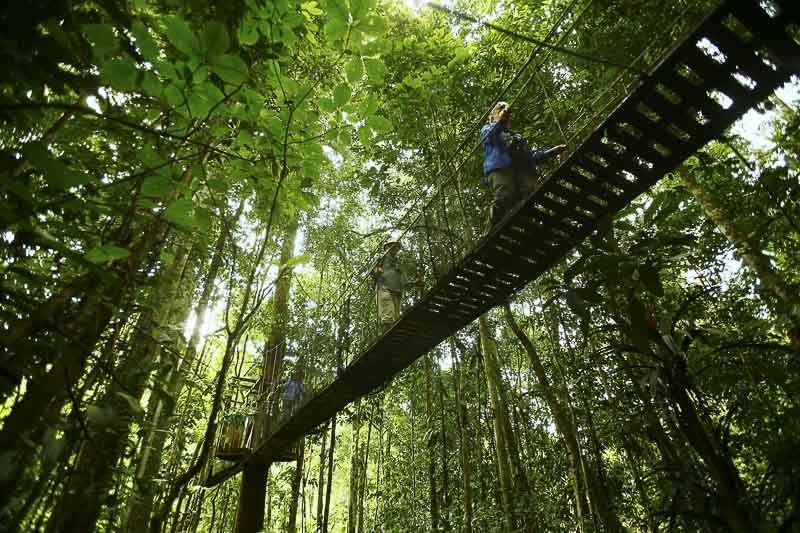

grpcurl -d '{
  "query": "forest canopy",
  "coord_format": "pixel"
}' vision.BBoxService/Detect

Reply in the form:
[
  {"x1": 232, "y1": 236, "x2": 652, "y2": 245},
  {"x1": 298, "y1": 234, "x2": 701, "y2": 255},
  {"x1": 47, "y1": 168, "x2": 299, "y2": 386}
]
[{"x1": 1, "y1": 0, "x2": 799, "y2": 532}]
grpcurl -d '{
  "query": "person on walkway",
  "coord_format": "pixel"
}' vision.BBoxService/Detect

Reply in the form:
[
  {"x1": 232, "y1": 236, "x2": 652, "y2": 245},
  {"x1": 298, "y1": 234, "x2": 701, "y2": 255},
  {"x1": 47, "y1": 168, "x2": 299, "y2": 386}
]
[
  {"x1": 281, "y1": 369, "x2": 305, "y2": 420},
  {"x1": 481, "y1": 101, "x2": 567, "y2": 227},
  {"x1": 373, "y1": 240, "x2": 403, "y2": 332}
]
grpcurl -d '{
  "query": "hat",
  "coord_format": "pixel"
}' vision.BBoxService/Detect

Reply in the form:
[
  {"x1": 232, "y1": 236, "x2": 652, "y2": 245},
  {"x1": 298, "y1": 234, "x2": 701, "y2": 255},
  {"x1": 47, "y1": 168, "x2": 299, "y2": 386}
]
[{"x1": 383, "y1": 240, "x2": 401, "y2": 250}]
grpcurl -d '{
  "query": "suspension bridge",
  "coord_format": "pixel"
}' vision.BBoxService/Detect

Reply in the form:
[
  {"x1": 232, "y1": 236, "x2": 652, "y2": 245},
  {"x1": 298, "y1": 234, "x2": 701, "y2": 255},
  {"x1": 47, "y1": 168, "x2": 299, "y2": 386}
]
[{"x1": 205, "y1": 0, "x2": 799, "y2": 488}]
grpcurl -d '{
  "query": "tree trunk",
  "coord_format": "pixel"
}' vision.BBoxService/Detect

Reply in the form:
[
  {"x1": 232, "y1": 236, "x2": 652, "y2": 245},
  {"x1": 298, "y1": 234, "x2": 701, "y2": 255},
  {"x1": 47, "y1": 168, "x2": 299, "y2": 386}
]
[
  {"x1": 347, "y1": 401, "x2": 363, "y2": 533},
  {"x1": 478, "y1": 315, "x2": 516, "y2": 532},
  {"x1": 450, "y1": 338, "x2": 474, "y2": 533},
  {"x1": 287, "y1": 438, "x2": 305, "y2": 533},
  {"x1": 323, "y1": 415, "x2": 337, "y2": 533},
  {"x1": 424, "y1": 355, "x2": 441, "y2": 532},
  {"x1": 316, "y1": 426, "x2": 328, "y2": 530}
]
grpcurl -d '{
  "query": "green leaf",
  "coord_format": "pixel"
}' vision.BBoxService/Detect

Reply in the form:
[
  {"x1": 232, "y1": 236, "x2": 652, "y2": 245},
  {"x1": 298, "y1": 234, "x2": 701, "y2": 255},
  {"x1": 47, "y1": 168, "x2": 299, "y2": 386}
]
[
  {"x1": 209, "y1": 54, "x2": 248, "y2": 84},
  {"x1": 84, "y1": 244, "x2": 131, "y2": 264},
  {"x1": 403, "y1": 75, "x2": 422, "y2": 89},
  {"x1": 132, "y1": 21, "x2": 159, "y2": 60},
  {"x1": 83, "y1": 23, "x2": 118, "y2": 59},
  {"x1": 345, "y1": 58, "x2": 363, "y2": 83},
  {"x1": 358, "y1": 126, "x2": 372, "y2": 146},
  {"x1": 141, "y1": 71, "x2": 162, "y2": 97},
  {"x1": 202, "y1": 21, "x2": 230, "y2": 56},
  {"x1": 160, "y1": 249, "x2": 175, "y2": 266},
  {"x1": 165, "y1": 16, "x2": 200, "y2": 56},
  {"x1": 102, "y1": 57, "x2": 138, "y2": 92},
  {"x1": 164, "y1": 84, "x2": 185, "y2": 107},
  {"x1": 141, "y1": 175, "x2": 173, "y2": 199},
  {"x1": 333, "y1": 83, "x2": 351, "y2": 107},
  {"x1": 23, "y1": 143, "x2": 92, "y2": 190},
  {"x1": 239, "y1": 18, "x2": 259, "y2": 46},
  {"x1": 324, "y1": 18, "x2": 348, "y2": 45},
  {"x1": 361, "y1": 94, "x2": 379, "y2": 115},
  {"x1": 318, "y1": 97, "x2": 336, "y2": 113},
  {"x1": 364, "y1": 58, "x2": 386, "y2": 83},
  {"x1": 368, "y1": 115, "x2": 393, "y2": 134},
  {"x1": 301, "y1": 1, "x2": 324, "y2": 16},
  {"x1": 163, "y1": 198, "x2": 194, "y2": 229}
]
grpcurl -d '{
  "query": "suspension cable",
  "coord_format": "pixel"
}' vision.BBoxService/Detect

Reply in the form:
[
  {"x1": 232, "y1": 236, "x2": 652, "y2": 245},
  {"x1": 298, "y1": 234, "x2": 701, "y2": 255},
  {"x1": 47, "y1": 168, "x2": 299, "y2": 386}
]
[{"x1": 427, "y1": 2, "x2": 649, "y2": 76}]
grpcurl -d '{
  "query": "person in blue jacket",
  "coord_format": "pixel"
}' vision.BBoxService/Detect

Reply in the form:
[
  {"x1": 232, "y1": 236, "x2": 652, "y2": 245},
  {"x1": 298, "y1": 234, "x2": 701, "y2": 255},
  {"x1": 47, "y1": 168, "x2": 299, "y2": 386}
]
[{"x1": 481, "y1": 101, "x2": 566, "y2": 227}]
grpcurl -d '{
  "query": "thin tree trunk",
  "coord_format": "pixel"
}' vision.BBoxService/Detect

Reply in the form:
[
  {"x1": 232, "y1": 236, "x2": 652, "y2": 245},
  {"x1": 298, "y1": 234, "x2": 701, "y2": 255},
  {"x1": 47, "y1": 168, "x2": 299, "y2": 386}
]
[
  {"x1": 424, "y1": 355, "x2": 441, "y2": 532},
  {"x1": 347, "y1": 401, "x2": 363, "y2": 533},
  {"x1": 315, "y1": 425, "x2": 328, "y2": 530},
  {"x1": 478, "y1": 315, "x2": 516, "y2": 532},
  {"x1": 288, "y1": 438, "x2": 306, "y2": 533},
  {"x1": 322, "y1": 415, "x2": 337, "y2": 533},
  {"x1": 450, "y1": 338, "x2": 474, "y2": 533}
]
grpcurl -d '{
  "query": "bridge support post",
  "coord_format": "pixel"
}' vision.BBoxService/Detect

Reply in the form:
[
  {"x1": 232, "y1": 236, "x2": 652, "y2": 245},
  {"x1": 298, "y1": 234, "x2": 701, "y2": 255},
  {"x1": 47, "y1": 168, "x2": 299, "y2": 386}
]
[{"x1": 234, "y1": 461, "x2": 271, "y2": 533}]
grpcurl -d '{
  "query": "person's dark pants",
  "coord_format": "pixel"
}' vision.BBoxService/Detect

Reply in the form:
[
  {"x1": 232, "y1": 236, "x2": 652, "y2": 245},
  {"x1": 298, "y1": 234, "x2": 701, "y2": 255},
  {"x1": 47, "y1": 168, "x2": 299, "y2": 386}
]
[{"x1": 488, "y1": 168, "x2": 518, "y2": 228}]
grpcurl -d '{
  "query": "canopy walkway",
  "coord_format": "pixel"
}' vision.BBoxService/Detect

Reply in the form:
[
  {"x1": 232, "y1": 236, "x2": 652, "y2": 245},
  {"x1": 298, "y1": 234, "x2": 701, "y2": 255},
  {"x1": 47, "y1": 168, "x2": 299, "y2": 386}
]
[{"x1": 205, "y1": 0, "x2": 799, "y2": 487}]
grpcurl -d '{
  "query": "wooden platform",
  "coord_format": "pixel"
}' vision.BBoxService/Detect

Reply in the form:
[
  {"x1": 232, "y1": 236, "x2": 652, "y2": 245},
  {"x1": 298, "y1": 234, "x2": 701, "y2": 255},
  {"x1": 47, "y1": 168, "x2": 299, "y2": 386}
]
[{"x1": 203, "y1": 0, "x2": 800, "y2": 487}]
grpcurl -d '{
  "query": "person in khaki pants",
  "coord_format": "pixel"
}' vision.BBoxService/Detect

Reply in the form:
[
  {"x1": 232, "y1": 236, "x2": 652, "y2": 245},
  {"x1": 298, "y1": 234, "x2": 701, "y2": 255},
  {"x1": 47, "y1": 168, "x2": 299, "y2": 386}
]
[{"x1": 373, "y1": 240, "x2": 403, "y2": 332}]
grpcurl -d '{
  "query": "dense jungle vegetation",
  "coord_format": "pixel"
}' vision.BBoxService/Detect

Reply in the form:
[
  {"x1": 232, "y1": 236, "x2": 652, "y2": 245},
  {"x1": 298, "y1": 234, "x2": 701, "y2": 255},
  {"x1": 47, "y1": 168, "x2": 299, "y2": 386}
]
[{"x1": 1, "y1": 0, "x2": 799, "y2": 531}]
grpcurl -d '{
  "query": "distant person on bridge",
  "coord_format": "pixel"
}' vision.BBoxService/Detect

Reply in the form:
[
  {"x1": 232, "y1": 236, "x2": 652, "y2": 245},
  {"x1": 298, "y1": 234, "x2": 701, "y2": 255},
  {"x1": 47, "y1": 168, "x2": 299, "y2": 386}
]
[
  {"x1": 281, "y1": 369, "x2": 305, "y2": 421},
  {"x1": 373, "y1": 240, "x2": 403, "y2": 332},
  {"x1": 481, "y1": 101, "x2": 566, "y2": 227}
]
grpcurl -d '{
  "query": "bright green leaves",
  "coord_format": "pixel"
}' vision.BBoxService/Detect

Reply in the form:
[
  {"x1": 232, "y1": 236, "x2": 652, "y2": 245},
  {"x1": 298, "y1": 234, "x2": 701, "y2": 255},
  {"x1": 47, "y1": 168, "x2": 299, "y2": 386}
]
[
  {"x1": 132, "y1": 22, "x2": 159, "y2": 61},
  {"x1": 447, "y1": 46, "x2": 471, "y2": 70},
  {"x1": 367, "y1": 115, "x2": 393, "y2": 134},
  {"x1": 84, "y1": 244, "x2": 131, "y2": 264},
  {"x1": 188, "y1": 81, "x2": 226, "y2": 118},
  {"x1": 239, "y1": 19, "x2": 259, "y2": 46},
  {"x1": 163, "y1": 198, "x2": 210, "y2": 233},
  {"x1": 209, "y1": 54, "x2": 248, "y2": 85},
  {"x1": 364, "y1": 57, "x2": 386, "y2": 84},
  {"x1": 333, "y1": 83, "x2": 351, "y2": 107},
  {"x1": 165, "y1": 16, "x2": 201, "y2": 57},
  {"x1": 23, "y1": 143, "x2": 92, "y2": 190},
  {"x1": 345, "y1": 58, "x2": 363, "y2": 82},
  {"x1": 402, "y1": 75, "x2": 422, "y2": 89},
  {"x1": 301, "y1": 1, "x2": 324, "y2": 17},
  {"x1": 163, "y1": 198, "x2": 195, "y2": 229},
  {"x1": 324, "y1": 0, "x2": 349, "y2": 45}
]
